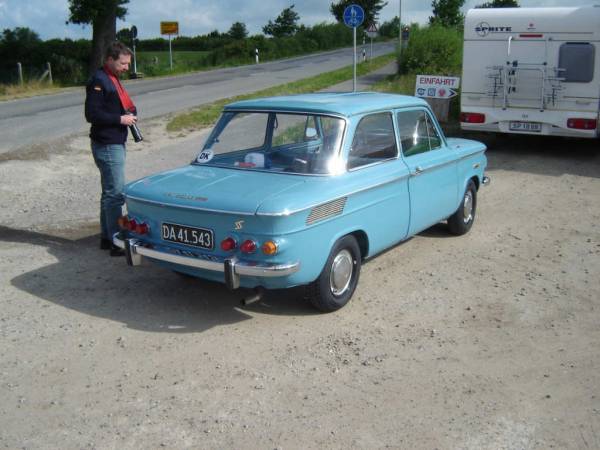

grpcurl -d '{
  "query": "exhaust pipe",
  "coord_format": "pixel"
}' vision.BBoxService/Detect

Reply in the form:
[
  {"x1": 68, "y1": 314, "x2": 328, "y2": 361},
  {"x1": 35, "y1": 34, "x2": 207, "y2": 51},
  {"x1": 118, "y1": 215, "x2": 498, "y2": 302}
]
[{"x1": 241, "y1": 287, "x2": 265, "y2": 306}]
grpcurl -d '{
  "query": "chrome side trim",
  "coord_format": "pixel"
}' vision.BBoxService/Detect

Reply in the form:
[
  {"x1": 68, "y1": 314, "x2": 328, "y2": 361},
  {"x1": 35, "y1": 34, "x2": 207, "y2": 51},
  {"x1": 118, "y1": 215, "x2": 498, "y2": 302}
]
[
  {"x1": 113, "y1": 235, "x2": 300, "y2": 281},
  {"x1": 306, "y1": 197, "x2": 347, "y2": 225},
  {"x1": 408, "y1": 150, "x2": 486, "y2": 177}
]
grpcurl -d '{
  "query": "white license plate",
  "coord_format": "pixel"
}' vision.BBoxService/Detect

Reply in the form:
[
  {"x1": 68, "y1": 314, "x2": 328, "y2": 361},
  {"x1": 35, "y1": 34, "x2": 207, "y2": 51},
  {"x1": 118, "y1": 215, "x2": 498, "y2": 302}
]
[{"x1": 509, "y1": 121, "x2": 542, "y2": 132}]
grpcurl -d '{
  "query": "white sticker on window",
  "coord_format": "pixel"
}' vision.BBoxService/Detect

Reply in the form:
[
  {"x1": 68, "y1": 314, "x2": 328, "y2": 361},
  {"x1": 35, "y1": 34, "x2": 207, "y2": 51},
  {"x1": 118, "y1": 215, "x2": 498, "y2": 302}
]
[{"x1": 196, "y1": 149, "x2": 214, "y2": 163}]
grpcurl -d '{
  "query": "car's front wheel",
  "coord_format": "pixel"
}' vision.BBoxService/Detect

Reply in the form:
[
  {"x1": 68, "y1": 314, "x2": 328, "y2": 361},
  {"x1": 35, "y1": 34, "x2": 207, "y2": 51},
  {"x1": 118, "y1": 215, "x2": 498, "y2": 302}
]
[
  {"x1": 305, "y1": 235, "x2": 361, "y2": 312},
  {"x1": 448, "y1": 179, "x2": 477, "y2": 235}
]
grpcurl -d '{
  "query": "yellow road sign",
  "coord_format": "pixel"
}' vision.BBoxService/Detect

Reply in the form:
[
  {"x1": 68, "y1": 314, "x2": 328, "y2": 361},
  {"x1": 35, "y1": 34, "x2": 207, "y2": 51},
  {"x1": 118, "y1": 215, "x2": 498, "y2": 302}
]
[{"x1": 161, "y1": 22, "x2": 179, "y2": 35}]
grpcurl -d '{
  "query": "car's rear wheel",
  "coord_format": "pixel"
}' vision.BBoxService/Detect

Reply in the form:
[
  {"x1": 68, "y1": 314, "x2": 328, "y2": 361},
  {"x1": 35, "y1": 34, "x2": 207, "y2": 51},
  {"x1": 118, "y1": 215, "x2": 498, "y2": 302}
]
[
  {"x1": 305, "y1": 235, "x2": 361, "y2": 312},
  {"x1": 448, "y1": 180, "x2": 477, "y2": 235}
]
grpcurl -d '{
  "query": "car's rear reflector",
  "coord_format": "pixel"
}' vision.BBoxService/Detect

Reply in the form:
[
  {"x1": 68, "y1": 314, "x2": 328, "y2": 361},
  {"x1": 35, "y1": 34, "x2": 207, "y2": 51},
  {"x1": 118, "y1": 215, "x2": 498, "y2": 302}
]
[{"x1": 460, "y1": 112, "x2": 485, "y2": 124}]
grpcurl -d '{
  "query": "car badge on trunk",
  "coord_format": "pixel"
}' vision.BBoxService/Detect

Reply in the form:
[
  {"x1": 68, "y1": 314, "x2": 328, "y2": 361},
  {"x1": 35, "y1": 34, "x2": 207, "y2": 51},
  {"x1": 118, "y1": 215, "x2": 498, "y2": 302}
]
[
  {"x1": 235, "y1": 220, "x2": 244, "y2": 230},
  {"x1": 164, "y1": 192, "x2": 208, "y2": 202}
]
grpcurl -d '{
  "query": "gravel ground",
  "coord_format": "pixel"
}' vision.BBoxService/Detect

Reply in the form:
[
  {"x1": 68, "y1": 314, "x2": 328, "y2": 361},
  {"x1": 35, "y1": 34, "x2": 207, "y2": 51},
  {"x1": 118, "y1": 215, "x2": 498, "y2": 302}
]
[{"x1": 1, "y1": 78, "x2": 599, "y2": 448}]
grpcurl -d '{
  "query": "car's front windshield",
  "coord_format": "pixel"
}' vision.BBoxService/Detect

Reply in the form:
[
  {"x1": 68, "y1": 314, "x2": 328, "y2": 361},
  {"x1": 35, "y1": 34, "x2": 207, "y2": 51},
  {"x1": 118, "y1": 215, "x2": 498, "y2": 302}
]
[{"x1": 193, "y1": 111, "x2": 346, "y2": 175}]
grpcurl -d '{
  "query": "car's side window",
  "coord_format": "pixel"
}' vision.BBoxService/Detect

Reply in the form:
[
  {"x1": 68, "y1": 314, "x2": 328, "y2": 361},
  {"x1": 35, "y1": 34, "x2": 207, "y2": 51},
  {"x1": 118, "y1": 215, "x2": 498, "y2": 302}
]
[
  {"x1": 397, "y1": 110, "x2": 431, "y2": 157},
  {"x1": 348, "y1": 112, "x2": 397, "y2": 169}
]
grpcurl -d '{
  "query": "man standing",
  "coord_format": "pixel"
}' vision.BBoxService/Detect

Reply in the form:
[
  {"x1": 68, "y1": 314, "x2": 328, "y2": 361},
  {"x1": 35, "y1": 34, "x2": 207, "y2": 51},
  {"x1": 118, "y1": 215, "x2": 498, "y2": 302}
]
[{"x1": 85, "y1": 42, "x2": 138, "y2": 256}]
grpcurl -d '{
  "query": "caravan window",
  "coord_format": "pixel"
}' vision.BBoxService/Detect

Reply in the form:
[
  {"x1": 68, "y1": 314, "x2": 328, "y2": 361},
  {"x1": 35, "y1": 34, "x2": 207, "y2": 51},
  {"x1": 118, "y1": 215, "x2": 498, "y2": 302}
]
[{"x1": 559, "y1": 43, "x2": 595, "y2": 83}]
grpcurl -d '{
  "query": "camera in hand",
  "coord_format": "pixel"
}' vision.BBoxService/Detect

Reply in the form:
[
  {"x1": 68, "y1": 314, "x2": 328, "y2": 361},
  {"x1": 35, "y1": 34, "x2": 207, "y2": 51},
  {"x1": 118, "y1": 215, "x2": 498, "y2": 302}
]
[{"x1": 127, "y1": 112, "x2": 143, "y2": 142}]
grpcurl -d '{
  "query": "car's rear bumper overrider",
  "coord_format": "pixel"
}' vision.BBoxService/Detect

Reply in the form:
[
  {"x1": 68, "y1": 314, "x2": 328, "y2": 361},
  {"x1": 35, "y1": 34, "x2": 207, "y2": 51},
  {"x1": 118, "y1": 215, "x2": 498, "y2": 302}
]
[
  {"x1": 482, "y1": 175, "x2": 490, "y2": 186},
  {"x1": 112, "y1": 234, "x2": 300, "y2": 290}
]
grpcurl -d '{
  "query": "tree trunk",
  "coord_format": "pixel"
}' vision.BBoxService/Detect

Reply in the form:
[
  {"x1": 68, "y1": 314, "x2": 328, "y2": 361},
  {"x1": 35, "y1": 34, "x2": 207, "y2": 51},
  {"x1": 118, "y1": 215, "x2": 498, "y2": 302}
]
[{"x1": 88, "y1": 8, "x2": 117, "y2": 76}]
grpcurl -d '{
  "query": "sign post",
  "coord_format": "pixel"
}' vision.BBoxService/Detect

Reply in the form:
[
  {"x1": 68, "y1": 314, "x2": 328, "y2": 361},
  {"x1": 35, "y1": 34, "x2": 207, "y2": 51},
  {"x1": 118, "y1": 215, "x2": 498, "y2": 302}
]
[
  {"x1": 131, "y1": 26, "x2": 138, "y2": 75},
  {"x1": 401, "y1": 26, "x2": 409, "y2": 50},
  {"x1": 366, "y1": 23, "x2": 378, "y2": 60},
  {"x1": 398, "y1": 0, "x2": 402, "y2": 64},
  {"x1": 160, "y1": 21, "x2": 179, "y2": 70},
  {"x1": 343, "y1": 4, "x2": 365, "y2": 92}
]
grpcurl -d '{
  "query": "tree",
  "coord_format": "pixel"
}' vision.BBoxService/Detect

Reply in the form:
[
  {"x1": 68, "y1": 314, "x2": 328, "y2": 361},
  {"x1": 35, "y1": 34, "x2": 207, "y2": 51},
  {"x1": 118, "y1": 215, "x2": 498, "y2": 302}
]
[
  {"x1": 67, "y1": 0, "x2": 129, "y2": 75},
  {"x1": 475, "y1": 0, "x2": 519, "y2": 7},
  {"x1": 330, "y1": 0, "x2": 388, "y2": 27},
  {"x1": 1, "y1": 27, "x2": 41, "y2": 47},
  {"x1": 429, "y1": 0, "x2": 465, "y2": 28},
  {"x1": 378, "y1": 16, "x2": 400, "y2": 39},
  {"x1": 263, "y1": 5, "x2": 300, "y2": 38},
  {"x1": 0, "y1": 27, "x2": 44, "y2": 74},
  {"x1": 116, "y1": 27, "x2": 132, "y2": 43},
  {"x1": 228, "y1": 22, "x2": 248, "y2": 40}
]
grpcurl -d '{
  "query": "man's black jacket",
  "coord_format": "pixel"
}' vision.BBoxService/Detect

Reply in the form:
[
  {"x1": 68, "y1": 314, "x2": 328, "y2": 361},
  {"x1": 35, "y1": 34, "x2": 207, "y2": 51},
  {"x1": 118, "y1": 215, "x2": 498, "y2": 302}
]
[{"x1": 85, "y1": 68, "x2": 137, "y2": 145}]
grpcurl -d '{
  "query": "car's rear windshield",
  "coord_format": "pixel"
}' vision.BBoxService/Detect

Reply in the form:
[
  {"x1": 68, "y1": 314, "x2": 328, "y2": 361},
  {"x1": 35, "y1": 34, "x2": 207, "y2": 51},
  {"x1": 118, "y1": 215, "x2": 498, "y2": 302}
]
[{"x1": 193, "y1": 111, "x2": 346, "y2": 175}]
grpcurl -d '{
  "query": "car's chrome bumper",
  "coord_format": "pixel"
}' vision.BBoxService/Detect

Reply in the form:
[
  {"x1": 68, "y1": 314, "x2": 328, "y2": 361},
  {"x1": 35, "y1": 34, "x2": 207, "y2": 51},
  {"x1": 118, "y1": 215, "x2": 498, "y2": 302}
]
[
  {"x1": 113, "y1": 234, "x2": 300, "y2": 290},
  {"x1": 482, "y1": 175, "x2": 490, "y2": 186}
]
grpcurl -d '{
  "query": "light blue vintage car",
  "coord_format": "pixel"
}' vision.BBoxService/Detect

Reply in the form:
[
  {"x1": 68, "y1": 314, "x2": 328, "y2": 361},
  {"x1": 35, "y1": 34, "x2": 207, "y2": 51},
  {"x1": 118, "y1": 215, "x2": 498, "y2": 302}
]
[{"x1": 114, "y1": 92, "x2": 489, "y2": 311}]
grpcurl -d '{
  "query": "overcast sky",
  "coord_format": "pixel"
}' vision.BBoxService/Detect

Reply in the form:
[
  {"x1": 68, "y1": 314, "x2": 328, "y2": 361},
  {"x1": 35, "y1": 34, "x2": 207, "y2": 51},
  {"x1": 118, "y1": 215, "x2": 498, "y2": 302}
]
[{"x1": 1, "y1": 0, "x2": 598, "y2": 40}]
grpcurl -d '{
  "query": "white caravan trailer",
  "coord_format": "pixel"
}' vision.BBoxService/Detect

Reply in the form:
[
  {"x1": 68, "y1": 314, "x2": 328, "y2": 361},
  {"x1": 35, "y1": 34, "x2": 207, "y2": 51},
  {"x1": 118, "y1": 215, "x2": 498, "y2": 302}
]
[{"x1": 460, "y1": 5, "x2": 600, "y2": 138}]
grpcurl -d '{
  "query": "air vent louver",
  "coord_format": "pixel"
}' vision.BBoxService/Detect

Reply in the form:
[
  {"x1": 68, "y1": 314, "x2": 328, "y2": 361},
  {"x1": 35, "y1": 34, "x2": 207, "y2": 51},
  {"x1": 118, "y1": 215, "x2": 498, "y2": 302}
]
[{"x1": 306, "y1": 197, "x2": 347, "y2": 225}]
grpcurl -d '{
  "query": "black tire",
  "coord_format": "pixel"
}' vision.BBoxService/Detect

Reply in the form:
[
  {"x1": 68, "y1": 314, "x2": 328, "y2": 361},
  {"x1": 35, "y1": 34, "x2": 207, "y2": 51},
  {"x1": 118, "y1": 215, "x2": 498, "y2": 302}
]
[
  {"x1": 448, "y1": 180, "x2": 477, "y2": 236},
  {"x1": 305, "y1": 235, "x2": 361, "y2": 312}
]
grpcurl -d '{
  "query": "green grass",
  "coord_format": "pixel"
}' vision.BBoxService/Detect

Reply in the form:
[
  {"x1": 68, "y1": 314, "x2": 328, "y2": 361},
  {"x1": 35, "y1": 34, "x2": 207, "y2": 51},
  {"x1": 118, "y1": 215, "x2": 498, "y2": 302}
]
[
  {"x1": 135, "y1": 50, "x2": 212, "y2": 77},
  {"x1": 167, "y1": 52, "x2": 397, "y2": 132},
  {"x1": 370, "y1": 73, "x2": 415, "y2": 96},
  {"x1": 0, "y1": 79, "x2": 64, "y2": 101}
]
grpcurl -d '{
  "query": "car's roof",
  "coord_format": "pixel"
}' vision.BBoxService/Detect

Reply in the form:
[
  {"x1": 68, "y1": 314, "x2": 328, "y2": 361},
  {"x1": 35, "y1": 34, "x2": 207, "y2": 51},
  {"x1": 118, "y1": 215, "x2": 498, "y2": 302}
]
[{"x1": 224, "y1": 92, "x2": 429, "y2": 117}]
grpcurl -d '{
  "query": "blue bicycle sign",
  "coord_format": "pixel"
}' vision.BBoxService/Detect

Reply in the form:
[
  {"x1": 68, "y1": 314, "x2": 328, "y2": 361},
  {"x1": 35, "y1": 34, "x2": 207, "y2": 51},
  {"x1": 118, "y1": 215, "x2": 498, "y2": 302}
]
[{"x1": 343, "y1": 4, "x2": 365, "y2": 28}]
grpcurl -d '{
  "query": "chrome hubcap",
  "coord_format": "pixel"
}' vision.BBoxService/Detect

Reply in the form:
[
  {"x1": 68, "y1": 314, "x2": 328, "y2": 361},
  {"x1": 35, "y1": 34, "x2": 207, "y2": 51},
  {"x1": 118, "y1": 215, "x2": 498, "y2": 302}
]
[
  {"x1": 463, "y1": 191, "x2": 473, "y2": 224},
  {"x1": 330, "y1": 249, "x2": 353, "y2": 296}
]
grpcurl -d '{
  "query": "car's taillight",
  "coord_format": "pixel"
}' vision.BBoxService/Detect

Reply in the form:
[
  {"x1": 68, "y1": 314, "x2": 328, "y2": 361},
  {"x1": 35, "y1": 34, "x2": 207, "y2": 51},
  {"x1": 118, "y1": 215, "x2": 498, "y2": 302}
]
[
  {"x1": 118, "y1": 215, "x2": 148, "y2": 234},
  {"x1": 220, "y1": 237, "x2": 237, "y2": 251},
  {"x1": 134, "y1": 222, "x2": 149, "y2": 235},
  {"x1": 118, "y1": 215, "x2": 130, "y2": 229},
  {"x1": 240, "y1": 239, "x2": 257, "y2": 254},
  {"x1": 261, "y1": 240, "x2": 278, "y2": 255},
  {"x1": 127, "y1": 219, "x2": 138, "y2": 232},
  {"x1": 460, "y1": 112, "x2": 485, "y2": 124},
  {"x1": 567, "y1": 118, "x2": 597, "y2": 130}
]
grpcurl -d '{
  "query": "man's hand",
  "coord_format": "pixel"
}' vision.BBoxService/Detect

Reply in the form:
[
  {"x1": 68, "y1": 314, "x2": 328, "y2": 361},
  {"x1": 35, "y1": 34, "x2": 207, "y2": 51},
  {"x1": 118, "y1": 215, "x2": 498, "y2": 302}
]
[{"x1": 120, "y1": 115, "x2": 137, "y2": 126}]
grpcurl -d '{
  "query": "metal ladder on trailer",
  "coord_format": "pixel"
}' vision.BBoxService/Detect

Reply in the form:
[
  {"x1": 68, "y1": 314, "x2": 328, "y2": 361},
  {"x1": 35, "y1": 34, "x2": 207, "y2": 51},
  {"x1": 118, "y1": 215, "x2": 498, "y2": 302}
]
[{"x1": 485, "y1": 36, "x2": 565, "y2": 111}]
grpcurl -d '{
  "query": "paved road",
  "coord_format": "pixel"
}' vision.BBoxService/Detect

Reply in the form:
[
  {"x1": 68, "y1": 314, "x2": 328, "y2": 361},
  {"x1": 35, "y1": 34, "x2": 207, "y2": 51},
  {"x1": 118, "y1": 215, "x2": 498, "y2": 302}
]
[{"x1": 0, "y1": 42, "x2": 396, "y2": 155}]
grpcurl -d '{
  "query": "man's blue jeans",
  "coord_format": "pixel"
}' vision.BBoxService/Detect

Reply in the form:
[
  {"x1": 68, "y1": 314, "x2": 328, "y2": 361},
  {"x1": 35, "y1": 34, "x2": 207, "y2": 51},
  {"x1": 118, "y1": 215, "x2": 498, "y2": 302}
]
[{"x1": 91, "y1": 142, "x2": 126, "y2": 242}]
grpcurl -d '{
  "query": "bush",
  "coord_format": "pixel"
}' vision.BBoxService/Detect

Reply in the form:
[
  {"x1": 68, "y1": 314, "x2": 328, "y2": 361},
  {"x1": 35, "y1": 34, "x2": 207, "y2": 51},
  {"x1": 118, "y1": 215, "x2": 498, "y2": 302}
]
[{"x1": 398, "y1": 24, "x2": 462, "y2": 75}]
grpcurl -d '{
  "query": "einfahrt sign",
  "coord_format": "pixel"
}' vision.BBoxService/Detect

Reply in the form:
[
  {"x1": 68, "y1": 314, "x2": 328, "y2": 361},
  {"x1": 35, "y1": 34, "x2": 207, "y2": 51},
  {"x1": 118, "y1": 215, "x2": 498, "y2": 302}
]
[{"x1": 415, "y1": 75, "x2": 460, "y2": 99}]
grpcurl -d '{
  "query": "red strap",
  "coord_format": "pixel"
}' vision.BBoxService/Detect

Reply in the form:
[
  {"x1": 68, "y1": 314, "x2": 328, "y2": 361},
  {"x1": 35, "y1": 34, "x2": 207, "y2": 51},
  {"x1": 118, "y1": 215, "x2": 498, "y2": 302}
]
[{"x1": 103, "y1": 65, "x2": 135, "y2": 113}]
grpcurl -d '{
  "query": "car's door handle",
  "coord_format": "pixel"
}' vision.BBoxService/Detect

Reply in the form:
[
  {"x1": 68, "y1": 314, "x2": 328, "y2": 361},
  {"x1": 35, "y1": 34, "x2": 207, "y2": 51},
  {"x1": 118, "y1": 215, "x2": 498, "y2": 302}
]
[{"x1": 413, "y1": 166, "x2": 424, "y2": 175}]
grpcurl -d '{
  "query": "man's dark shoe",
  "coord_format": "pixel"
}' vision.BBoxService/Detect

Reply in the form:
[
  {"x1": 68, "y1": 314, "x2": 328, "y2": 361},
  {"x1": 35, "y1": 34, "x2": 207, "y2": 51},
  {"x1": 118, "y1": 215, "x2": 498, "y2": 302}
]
[
  {"x1": 100, "y1": 238, "x2": 111, "y2": 250},
  {"x1": 110, "y1": 244, "x2": 125, "y2": 257}
]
